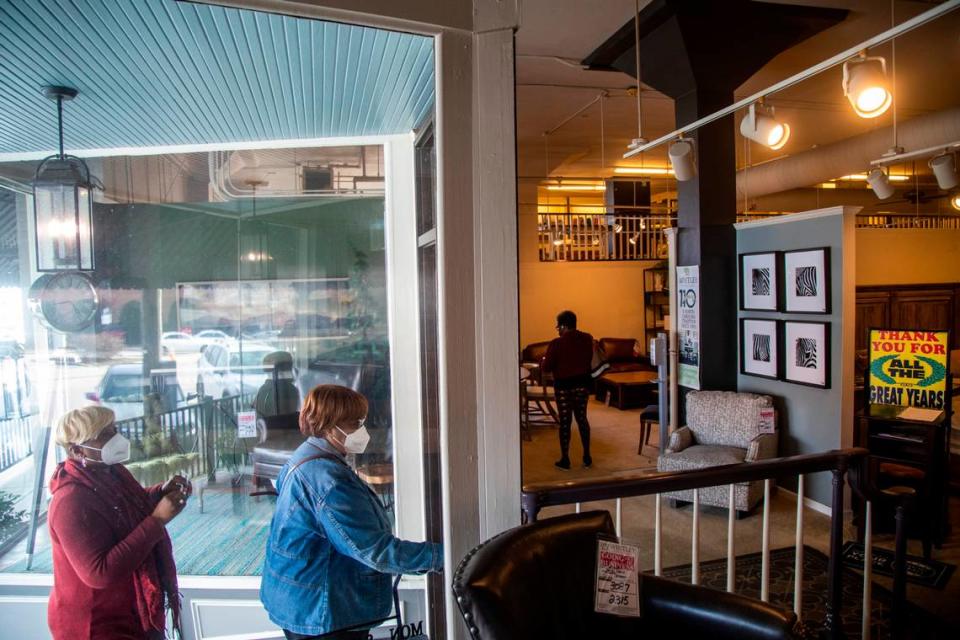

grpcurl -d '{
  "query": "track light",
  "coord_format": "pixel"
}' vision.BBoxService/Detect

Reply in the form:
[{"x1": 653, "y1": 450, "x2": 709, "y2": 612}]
[
  {"x1": 842, "y1": 55, "x2": 892, "y2": 119},
  {"x1": 866, "y1": 168, "x2": 895, "y2": 200},
  {"x1": 740, "y1": 103, "x2": 790, "y2": 150},
  {"x1": 668, "y1": 139, "x2": 697, "y2": 182},
  {"x1": 929, "y1": 153, "x2": 959, "y2": 190},
  {"x1": 628, "y1": 234, "x2": 639, "y2": 245}
]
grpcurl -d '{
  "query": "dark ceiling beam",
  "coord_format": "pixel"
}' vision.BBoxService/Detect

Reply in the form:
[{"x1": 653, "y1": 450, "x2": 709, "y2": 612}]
[{"x1": 584, "y1": 0, "x2": 847, "y2": 394}]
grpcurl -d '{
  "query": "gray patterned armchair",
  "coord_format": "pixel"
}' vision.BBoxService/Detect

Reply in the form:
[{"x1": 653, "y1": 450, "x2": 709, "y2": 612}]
[{"x1": 657, "y1": 391, "x2": 777, "y2": 514}]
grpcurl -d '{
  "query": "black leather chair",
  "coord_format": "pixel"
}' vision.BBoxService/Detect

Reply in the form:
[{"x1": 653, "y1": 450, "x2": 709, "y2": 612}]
[
  {"x1": 250, "y1": 412, "x2": 303, "y2": 490},
  {"x1": 452, "y1": 511, "x2": 803, "y2": 640}
]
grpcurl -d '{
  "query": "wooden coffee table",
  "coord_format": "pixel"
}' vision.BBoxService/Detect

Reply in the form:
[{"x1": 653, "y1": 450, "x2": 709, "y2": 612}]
[{"x1": 596, "y1": 371, "x2": 658, "y2": 410}]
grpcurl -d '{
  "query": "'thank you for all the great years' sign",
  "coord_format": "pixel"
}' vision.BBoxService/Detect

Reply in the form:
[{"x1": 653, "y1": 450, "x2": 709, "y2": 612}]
[{"x1": 868, "y1": 329, "x2": 950, "y2": 410}]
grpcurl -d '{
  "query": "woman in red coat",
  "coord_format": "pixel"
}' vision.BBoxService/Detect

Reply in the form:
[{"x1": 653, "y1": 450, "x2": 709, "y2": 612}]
[{"x1": 48, "y1": 406, "x2": 190, "y2": 640}]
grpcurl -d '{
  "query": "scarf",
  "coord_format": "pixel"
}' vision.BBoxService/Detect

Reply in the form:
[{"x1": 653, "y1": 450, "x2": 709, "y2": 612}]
[{"x1": 50, "y1": 459, "x2": 182, "y2": 638}]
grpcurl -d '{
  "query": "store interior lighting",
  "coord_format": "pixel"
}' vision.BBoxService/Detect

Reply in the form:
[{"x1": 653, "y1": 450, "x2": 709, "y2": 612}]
[
  {"x1": 739, "y1": 103, "x2": 790, "y2": 150},
  {"x1": 842, "y1": 54, "x2": 892, "y2": 119},
  {"x1": 613, "y1": 166, "x2": 674, "y2": 176},
  {"x1": 952, "y1": 193, "x2": 960, "y2": 211},
  {"x1": 668, "y1": 139, "x2": 697, "y2": 182},
  {"x1": 545, "y1": 182, "x2": 606, "y2": 192},
  {"x1": 866, "y1": 168, "x2": 896, "y2": 199},
  {"x1": 929, "y1": 153, "x2": 959, "y2": 190}
]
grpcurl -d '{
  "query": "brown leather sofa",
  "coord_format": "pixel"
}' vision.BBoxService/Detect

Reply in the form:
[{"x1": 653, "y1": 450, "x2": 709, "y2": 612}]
[
  {"x1": 452, "y1": 510, "x2": 803, "y2": 640},
  {"x1": 598, "y1": 337, "x2": 654, "y2": 373}
]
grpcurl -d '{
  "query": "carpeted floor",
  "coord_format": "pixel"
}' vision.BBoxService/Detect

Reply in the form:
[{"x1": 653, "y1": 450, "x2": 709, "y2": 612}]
[{"x1": 660, "y1": 545, "x2": 950, "y2": 639}]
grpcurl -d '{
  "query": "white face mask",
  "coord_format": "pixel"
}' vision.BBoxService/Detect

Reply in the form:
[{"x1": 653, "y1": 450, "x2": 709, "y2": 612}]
[
  {"x1": 336, "y1": 424, "x2": 370, "y2": 454},
  {"x1": 80, "y1": 432, "x2": 131, "y2": 465}
]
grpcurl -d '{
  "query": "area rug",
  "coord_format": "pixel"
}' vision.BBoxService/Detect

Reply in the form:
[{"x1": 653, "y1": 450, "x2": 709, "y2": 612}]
[
  {"x1": 841, "y1": 541, "x2": 955, "y2": 589},
  {"x1": 658, "y1": 546, "x2": 951, "y2": 639}
]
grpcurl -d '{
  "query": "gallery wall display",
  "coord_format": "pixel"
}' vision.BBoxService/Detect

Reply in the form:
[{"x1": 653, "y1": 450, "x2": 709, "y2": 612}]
[
  {"x1": 740, "y1": 318, "x2": 779, "y2": 380},
  {"x1": 784, "y1": 320, "x2": 831, "y2": 388},
  {"x1": 739, "y1": 252, "x2": 780, "y2": 311},
  {"x1": 783, "y1": 247, "x2": 831, "y2": 314}
]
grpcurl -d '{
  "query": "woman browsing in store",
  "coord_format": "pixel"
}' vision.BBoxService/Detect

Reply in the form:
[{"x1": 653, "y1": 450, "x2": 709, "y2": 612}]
[
  {"x1": 261, "y1": 384, "x2": 443, "y2": 640},
  {"x1": 47, "y1": 406, "x2": 189, "y2": 640}
]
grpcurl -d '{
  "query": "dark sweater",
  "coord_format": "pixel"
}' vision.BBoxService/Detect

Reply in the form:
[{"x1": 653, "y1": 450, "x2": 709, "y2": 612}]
[{"x1": 542, "y1": 329, "x2": 594, "y2": 390}]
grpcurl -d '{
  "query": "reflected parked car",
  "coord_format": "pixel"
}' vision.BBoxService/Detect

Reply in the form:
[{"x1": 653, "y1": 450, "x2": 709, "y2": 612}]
[
  {"x1": 197, "y1": 341, "x2": 274, "y2": 399},
  {"x1": 161, "y1": 331, "x2": 203, "y2": 355},
  {"x1": 86, "y1": 363, "x2": 189, "y2": 421},
  {"x1": 194, "y1": 329, "x2": 232, "y2": 345}
]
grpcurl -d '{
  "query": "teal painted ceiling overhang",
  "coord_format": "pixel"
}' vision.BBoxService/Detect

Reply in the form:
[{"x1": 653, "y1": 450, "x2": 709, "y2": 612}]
[{"x1": 0, "y1": 0, "x2": 435, "y2": 155}]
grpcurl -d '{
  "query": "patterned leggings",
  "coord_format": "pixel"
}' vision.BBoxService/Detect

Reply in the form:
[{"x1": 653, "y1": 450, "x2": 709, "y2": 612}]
[{"x1": 555, "y1": 387, "x2": 591, "y2": 459}]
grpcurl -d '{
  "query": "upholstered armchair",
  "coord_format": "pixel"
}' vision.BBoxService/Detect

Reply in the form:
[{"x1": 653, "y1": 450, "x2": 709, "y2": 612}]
[
  {"x1": 452, "y1": 510, "x2": 802, "y2": 640},
  {"x1": 657, "y1": 391, "x2": 777, "y2": 514}
]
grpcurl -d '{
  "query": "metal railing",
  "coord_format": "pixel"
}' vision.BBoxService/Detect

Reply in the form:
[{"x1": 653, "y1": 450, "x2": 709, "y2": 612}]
[
  {"x1": 855, "y1": 213, "x2": 960, "y2": 229},
  {"x1": 537, "y1": 214, "x2": 673, "y2": 261},
  {"x1": 0, "y1": 415, "x2": 34, "y2": 473},
  {"x1": 521, "y1": 448, "x2": 911, "y2": 639}
]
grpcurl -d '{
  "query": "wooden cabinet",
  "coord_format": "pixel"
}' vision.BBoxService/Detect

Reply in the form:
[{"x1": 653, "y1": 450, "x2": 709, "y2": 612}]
[{"x1": 856, "y1": 284, "x2": 960, "y2": 352}]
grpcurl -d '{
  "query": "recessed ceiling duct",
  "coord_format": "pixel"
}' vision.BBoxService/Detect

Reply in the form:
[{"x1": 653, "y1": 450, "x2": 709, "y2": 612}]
[{"x1": 736, "y1": 107, "x2": 960, "y2": 199}]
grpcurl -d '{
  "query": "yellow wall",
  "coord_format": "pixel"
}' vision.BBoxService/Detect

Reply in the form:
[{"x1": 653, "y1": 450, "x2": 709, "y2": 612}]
[
  {"x1": 518, "y1": 182, "x2": 656, "y2": 350},
  {"x1": 856, "y1": 229, "x2": 960, "y2": 285}
]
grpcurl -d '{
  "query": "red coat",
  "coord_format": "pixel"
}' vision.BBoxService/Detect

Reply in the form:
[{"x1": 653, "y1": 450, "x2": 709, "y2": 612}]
[{"x1": 47, "y1": 462, "x2": 169, "y2": 640}]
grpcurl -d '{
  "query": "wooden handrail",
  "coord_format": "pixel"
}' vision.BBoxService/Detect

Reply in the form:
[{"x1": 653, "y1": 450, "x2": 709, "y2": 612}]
[{"x1": 522, "y1": 448, "x2": 869, "y2": 520}]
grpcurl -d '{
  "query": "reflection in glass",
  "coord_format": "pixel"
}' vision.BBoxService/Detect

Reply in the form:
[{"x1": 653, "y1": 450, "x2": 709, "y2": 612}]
[{"x1": 0, "y1": 146, "x2": 393, "y2": 576}]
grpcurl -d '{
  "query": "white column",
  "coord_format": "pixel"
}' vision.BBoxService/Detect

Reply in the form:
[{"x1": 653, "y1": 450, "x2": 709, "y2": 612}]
[
  {"x1": 761, "y1": 479, "x2": 771, "y2": 602},
  {"x1": 692, "y1": 489, "x2": 700, "y2": 585},
  {"x1": 727, "y1": 484, "x2": 736, "y2": 593},
  {"x1": 794, "y1": 474, "x2": 805, "y2": 618}
]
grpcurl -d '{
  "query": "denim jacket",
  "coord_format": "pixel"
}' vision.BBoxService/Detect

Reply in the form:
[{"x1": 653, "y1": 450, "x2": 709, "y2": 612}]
[{"x1": 260, "y1": 437, "x2": 442, "y2": 635}]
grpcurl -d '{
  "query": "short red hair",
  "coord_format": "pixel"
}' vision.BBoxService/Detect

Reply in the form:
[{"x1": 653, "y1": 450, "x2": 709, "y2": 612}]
[{"x1": 299, "y1": 385, "x2": 368, "y2": 438}]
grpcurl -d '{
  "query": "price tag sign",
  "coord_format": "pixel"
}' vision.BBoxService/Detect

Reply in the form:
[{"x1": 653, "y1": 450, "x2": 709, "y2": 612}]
[
  {"x1": 237, "y1": 411, "x2": 257, "y2": 438},
  {"x1": 594, "y1": 538, "x2": 641, "y2": 617},
  {"x1": 758, "y1": 407, "x2": 776, "y2": 434}
]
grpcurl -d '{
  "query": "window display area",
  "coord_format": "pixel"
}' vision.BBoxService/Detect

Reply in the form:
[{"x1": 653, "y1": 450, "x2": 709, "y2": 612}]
[{"x1": 0, "y1": 146, "x2": 397, "y2": 578}]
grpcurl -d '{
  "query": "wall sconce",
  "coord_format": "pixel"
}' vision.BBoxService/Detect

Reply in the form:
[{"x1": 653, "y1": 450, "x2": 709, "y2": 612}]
[{"x1": 33, "y1": 86, "x2": 100, "y2": 272}]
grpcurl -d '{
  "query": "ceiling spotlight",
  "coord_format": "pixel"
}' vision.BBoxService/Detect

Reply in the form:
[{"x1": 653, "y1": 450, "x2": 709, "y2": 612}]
[
  {"x1": 628, "y1": 234, "x2": 639, "y2": 245},
  {"x1": 866, "y1": 168, "x2": 895, "y2": 200},
  {"x1": 842, "y1": 54, "x2": 892, "y2": 119},
  {"x1": 739, "y1": 103, "x2": 790, "y2": 150},
  {"x1": 952, "y1": 193, "x2": 960, "y2": 211},
  {"x1": 668, "y1": 139, "x2": 697, "y2": 182},
  {"x1": 929, "y1": 153, "x2": 959, "y2": 190}
]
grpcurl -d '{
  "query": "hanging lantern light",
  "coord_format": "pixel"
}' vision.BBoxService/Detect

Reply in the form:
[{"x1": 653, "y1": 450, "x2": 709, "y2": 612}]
[{"x1": 33, "y1": 86, "x2": 99, "y2": 272}]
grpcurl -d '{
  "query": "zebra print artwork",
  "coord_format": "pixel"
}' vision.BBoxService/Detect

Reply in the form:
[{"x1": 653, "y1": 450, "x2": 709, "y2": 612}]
[
  {"x1": 751, "y1": 268, "x2": 770, "y2": 296},
  {"x1": 752, "y1": 334, "x2": 771, "y2": 362},
  {"x1": 795, "y1": 266, "x2": 818, "y2": 297},
  {"x1": 795, "y1": 338, "x2": 817, "y2": 368}
]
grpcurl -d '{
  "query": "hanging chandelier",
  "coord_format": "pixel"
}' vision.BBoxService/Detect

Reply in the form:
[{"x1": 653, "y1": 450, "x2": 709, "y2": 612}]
[{"x1": 33, "y1": 86, "x2": 100, "y2": 272}]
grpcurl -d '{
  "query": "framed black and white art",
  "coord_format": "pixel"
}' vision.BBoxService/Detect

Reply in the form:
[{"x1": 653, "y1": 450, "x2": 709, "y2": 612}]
[
  {"x1": 783, "y1": 247, "x2": 830, "y2": 314},
  {"x1": 739, "y1": 252, "x2": 780, "y2": 311},
  {"x1": 740, "y1": 318, "x2": 779, "y2": 380},
  {"x1": 783, "y1": 321, "x2": 830, "y2": 388}
]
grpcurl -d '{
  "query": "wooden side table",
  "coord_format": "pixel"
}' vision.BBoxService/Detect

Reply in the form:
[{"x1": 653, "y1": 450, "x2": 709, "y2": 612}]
[{"x1": 595, "y1": 371, "x2": 658, "y2": 410}]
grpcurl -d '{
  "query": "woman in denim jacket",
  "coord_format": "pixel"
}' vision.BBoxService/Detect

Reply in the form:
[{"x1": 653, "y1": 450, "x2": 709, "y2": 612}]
[{"x1": 261, "y1": 385, "x2": 443, "y2": 639}]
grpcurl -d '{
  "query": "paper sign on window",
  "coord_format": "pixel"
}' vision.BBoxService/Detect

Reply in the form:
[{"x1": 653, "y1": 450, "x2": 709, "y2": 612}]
[
  {"x1": 237, "y1": 411, "x2": 257, "y2": 438},
  {"x1": 595, "y1": 537, "x2": 641, "y2": 617}
]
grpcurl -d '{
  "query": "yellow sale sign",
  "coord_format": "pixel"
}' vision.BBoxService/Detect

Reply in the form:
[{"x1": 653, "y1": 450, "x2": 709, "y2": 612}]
[{"x1": 868, "y1": 329, "x2": 949, "y2": 409}]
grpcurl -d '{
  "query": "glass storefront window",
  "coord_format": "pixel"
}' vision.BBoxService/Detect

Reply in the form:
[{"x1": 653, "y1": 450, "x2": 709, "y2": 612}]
[{"x1": 0, "y1": 145, "x2": 397, "y2": 576}]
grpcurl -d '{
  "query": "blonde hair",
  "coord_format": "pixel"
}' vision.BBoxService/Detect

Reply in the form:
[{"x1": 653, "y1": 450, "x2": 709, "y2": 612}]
[
  {"x1": 55, "y1": 406, "x2": 116, "y2": 448},
  {"x1": 299, "y1": 385, "x2": 368, "y2": 438}
]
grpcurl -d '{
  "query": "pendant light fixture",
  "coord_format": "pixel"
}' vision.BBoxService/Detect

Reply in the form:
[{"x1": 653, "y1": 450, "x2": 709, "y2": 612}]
[
  {"x1": 739, "y1": 102, "x2": 790, "y2": 150},
  {"x1": 33, "y1": 86, "x2": 100, "y2": 272},
  {"x1": 842, "y1": 54, "x2": 892, "y2": 119}
]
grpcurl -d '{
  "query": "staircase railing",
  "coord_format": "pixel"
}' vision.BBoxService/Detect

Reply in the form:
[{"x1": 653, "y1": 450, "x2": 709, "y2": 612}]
[{"x1": 522, "y1": 448, "x2": 913, "y2": 639}]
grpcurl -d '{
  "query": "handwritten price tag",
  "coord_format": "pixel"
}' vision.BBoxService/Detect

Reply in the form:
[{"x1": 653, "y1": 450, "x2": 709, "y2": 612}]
[
  {"x1": 595, "y1": 539, "x2": 641, "y2": 617},
  {"x1": 237, "y1": 411, "x2": 257, "y2": 438}
]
